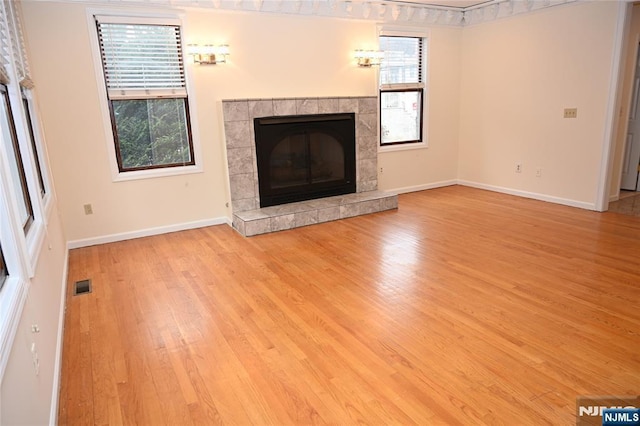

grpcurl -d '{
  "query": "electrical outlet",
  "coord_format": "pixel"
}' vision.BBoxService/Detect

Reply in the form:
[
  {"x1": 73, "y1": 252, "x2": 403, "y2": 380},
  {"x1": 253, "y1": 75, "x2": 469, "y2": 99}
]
[
  {"x1": 380, "y1": 167, "x2": 384, "y2": 174},
  {"x1": 515, "y1": 163, "x2": 522, "y2": 173},
  {"x1": 564, "y1": 108, "x2": 577, "y2": 119},
  {"x1": 536, "y1": 167, "x2": 542, "y2": 178},
  {"x1": 83, "y1": 204, "x2": 93, "y2": 215}
]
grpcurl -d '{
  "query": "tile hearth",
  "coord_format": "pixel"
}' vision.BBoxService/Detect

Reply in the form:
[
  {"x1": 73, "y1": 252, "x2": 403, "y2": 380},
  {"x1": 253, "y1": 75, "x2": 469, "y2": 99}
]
[{"x1": 232, "y1": 190, "x2": 398, "y2": 237}]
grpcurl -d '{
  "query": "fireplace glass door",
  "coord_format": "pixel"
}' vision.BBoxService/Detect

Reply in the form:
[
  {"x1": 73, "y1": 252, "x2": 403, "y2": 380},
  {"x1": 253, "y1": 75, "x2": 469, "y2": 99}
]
[{"x1": 254, "y1": 113, "x2": 356, "y2": 207}]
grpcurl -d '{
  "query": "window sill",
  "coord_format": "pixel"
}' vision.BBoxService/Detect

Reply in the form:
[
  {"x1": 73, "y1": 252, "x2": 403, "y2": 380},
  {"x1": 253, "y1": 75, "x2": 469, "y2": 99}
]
[
  {"x1": 378, "y1": 141, "x2": 428, "y2": 153},
  {"x1": 112, "y1": 164, "x2": 203, "y2": 182}
]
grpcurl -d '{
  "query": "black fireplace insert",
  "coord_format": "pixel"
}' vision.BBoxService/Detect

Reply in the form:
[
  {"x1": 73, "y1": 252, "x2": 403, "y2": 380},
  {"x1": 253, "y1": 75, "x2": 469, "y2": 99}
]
[{"x1": 254, "y1": 113, "x2": 356, "y2": 208}]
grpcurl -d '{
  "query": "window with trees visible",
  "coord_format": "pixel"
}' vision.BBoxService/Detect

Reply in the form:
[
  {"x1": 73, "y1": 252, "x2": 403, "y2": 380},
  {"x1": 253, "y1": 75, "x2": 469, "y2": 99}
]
[
  {"x1": 0, "y1": 84, "x2": 33, "y2": 233},
  {"x1": 95, "y1": 18, "x2": 194, "y2": 172},
  {"x1": 379, "y1": 36, "x2": 425, "y2": 146}
]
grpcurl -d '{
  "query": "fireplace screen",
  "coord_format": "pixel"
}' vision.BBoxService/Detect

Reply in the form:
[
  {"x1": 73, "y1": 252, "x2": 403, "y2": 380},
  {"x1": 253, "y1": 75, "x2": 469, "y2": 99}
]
[{"x1": 254, "y1": 113, "x2": 356, "y2": 207}]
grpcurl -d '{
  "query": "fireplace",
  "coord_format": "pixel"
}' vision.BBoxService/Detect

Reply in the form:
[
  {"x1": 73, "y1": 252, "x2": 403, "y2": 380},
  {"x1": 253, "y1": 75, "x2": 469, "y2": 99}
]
[
  {"x1": 254, "y1": 113, "x2": 356, "y2": 207},
  {"x1": 222, "y1": 96, "x2": 397, "y2": 237}
]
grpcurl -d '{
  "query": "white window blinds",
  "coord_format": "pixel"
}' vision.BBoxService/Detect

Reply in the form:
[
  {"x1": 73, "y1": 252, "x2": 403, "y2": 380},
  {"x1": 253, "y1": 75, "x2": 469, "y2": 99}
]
[
  {"x1": 379, "y1": 36, "x2": 424, "y2": 89},
  {"x1": 5, "y1": 0, "x2": 33, "y2": 89},
  {"x1": 0, "y1": 2, "x2": 11, "y2": 85},
  {"x1": 96, "y1": 20, "x2": 186, "y2": 100}
]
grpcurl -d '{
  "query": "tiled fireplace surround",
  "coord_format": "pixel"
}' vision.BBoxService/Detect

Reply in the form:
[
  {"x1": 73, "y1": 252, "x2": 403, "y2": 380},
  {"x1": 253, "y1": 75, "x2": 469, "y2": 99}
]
[{"x1": 222, "y1": 96, "x2": 398, "y2": 236}]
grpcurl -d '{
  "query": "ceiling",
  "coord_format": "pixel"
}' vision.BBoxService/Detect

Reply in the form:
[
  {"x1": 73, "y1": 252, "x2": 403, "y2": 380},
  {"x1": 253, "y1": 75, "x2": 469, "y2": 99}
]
[{"x1": 384, "y1": 0, "x2": 495, "y2": 9}]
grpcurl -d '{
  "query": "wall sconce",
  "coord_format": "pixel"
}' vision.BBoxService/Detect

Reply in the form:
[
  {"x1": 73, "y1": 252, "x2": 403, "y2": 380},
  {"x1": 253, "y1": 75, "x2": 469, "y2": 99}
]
[
  {"x1": 187, "y1": 44, "x2": 230, "y2": 65},
  {"x1": 354, "y1": 50, "x2": 383, "y2": 67}
]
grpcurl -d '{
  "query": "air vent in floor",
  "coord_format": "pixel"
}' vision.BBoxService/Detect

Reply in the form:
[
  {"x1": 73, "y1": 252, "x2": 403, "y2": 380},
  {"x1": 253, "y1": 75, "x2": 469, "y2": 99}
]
[{"x1": 73, "y1": 279, "x2": 92, "y2": 296}]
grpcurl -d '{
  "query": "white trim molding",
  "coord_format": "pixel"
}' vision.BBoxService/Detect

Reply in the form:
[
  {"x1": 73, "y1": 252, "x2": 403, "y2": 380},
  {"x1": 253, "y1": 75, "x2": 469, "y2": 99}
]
[
  {"x1": 457, "y1": 180, "x2": 597, "y2": 211},
  {"x1": 32, "y1": 0, "x2": 578, "y2": 27},
  {"x1": 390, "y1": 179, "x2": 457, "y2": 194},
  {"x1": 48, "y1": 247, "x2": 69, "y2": 426},
  {"x1": 380, "y1": 179, "x2": 597, "y2": 210},
  {"x1": 67, "y1": 217, "x2": 229, "y2": 249},
  {"x1": 596, "y1": 1, "x2": 628, "y2": 212},
  {"x1": 463, "y1": 0, "x2": 578, "y2": 26}
]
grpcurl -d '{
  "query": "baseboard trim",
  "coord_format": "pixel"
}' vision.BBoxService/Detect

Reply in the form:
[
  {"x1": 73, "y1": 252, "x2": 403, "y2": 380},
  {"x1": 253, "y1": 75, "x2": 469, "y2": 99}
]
[
  {"x1": 67, "y1": 217, "x2": 229, "y2": 249},
  {"x1": 388, "y1": 180, "x2": 458, "y2": 194},
  {"x1": 49, "y1": 248, "x2": 69, "y2": 426},
  {"x1": 457, "y1": 180, "x2": 597, "y2": 211}
]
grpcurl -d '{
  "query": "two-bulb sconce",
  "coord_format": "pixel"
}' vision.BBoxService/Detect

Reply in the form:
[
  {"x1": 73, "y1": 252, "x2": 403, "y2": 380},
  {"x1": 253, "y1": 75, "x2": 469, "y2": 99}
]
[
  {"x1": 187, "y1": 44, "x2": 230, "y2": 65},
  {"x1": 354, "y1": 50, "x2": 383, "y2": 67}
]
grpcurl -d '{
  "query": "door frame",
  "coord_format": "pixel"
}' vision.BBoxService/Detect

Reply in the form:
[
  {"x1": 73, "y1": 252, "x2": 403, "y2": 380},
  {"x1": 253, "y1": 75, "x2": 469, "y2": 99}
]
[{"x1": 599, "y1": 2, "x2": 635, "y2": 211}]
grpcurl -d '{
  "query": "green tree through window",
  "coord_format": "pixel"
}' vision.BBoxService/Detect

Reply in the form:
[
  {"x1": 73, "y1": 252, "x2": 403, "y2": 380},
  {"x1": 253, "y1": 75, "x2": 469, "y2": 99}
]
[{"x1": 112, "y1": 98, "x2": 191, "y2": 169}]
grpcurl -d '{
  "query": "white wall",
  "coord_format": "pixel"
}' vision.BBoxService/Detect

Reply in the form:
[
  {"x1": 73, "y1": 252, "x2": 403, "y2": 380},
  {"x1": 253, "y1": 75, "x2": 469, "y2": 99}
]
[
  {"x1": 378, "y1": 26, "x2": 461, "y2": 192},
  {"x1": 0, "y1": 205, "x2": 68, "y2": 425},
  {"x1": 20, "y1": 1, "x2": 628, "y2": 238},
  {"x1": 458, "y1": 1, "x2": 622, "y2": 208},
  {"x1": 20, "y1": 3, "x2": 384, "y2": 244}
]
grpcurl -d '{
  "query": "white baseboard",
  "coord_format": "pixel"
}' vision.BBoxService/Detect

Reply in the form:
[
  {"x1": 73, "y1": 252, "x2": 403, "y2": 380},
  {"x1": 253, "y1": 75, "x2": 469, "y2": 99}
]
[
  {"x1": 67, "y1": 217, "x2": 229, "y2": 249},
  {"x1": 49, "y1": 248, "x2": 69, "y2": 426},
  {"x1": 457, "y1": 180, "x2": 597, "y2": 211},
  {"x1": 388, "y1": 179, "x2": 457, "y2": 195}
]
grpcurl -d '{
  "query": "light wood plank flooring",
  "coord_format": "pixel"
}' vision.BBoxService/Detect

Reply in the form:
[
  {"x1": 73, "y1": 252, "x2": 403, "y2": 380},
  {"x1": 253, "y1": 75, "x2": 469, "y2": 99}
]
[
  {"x1": 58, "y1": 186, "x2": 640, "y2": 425},
  {"x1": 609, "y1": 191, "x2": 640, "y2": 217}
]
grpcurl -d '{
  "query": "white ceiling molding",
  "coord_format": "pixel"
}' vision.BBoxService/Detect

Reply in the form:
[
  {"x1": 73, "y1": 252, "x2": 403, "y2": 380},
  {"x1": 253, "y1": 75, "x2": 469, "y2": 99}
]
[
  {"x1": 33, "y1": 0, "x2": 578, "y2": 26},
  {"x1": 462, "y1": 0, "x2": 577, "y2": 26}
]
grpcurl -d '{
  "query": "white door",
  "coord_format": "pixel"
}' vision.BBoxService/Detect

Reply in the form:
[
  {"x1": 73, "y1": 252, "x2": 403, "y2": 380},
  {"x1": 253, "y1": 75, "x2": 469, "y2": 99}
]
[{"x1": 621, "y1": 43, "x2": 640, "y2": 191}]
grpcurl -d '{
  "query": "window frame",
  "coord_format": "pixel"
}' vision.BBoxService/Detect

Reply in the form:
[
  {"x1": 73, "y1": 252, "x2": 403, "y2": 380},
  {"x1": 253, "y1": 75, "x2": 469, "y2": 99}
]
[
  {"x1": 88, "y1": 12, "x2": 203, "y2": 182},
  {"x1": 21, "y1": 88, "x2": 47, "y2": 198},
  {"x1": 0, "y1": 96, "x2": 33, "y2": 380},
  {"x1": 0, "y1": 0, "x2": 51, "y2": 382},
  {"x1": 378, "y1": 28, "x2": 429, "y2": 152},
  {"x1": 0, "y1": 183, "x2": 30, "y2": 380},
  {"x1": 107, "y1": 97, "x2": 196, "y2": 172},
  {"x1": 0, "y1": 83, "x2": 33, "y2": 233},
  {"x1": 380, "y1": 87, "x2": 424, "y2": 146}
]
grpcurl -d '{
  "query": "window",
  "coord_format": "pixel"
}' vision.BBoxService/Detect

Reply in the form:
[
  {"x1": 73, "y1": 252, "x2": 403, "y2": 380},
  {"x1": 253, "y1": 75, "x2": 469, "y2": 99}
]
[
  {"x1": 5, "y1": 0, "x2": 45, "y2": 197},
  {"x1": 0, "y1": 244, "x2": 7, "y2": 290},
  {"x1": 0, "y1": 0, "x2": 52, "y2": 383},
  {"x1": 22, "y1": 89, "x2": 46, "y2": 197},
  {"x1": 379, "y1": 36, "x2": 425, "y2": 146},
  {"x1": 0, "y1": 84, "x2": 33, "y2": 233},
  {"x1": 95, "y1": 18, "x2": 195, "y2": 172}
]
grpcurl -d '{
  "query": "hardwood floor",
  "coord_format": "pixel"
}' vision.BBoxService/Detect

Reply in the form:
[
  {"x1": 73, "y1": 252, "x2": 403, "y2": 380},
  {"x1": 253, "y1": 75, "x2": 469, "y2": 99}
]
[
  {"x1": 609, "y1": 191, "x2": 640, "y2": 217},
  {"x1": 58, "y1": 186, "x2": 640, "y2": 425}
]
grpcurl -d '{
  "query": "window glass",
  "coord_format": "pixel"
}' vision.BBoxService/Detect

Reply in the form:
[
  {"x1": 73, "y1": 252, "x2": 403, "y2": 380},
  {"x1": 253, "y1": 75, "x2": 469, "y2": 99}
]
[
  {"x1": 96, "y1": 20, "x2": 194, "y2": 172},
  {"x1": 111, "y1": 98, "x2": 192, "y2": 170},
  {"x1": 381, "y1": 90, "x2": 423, "y2": 144},
  {"x1": 379, "y1": 36, "x2": 423, "y2": 85}
]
